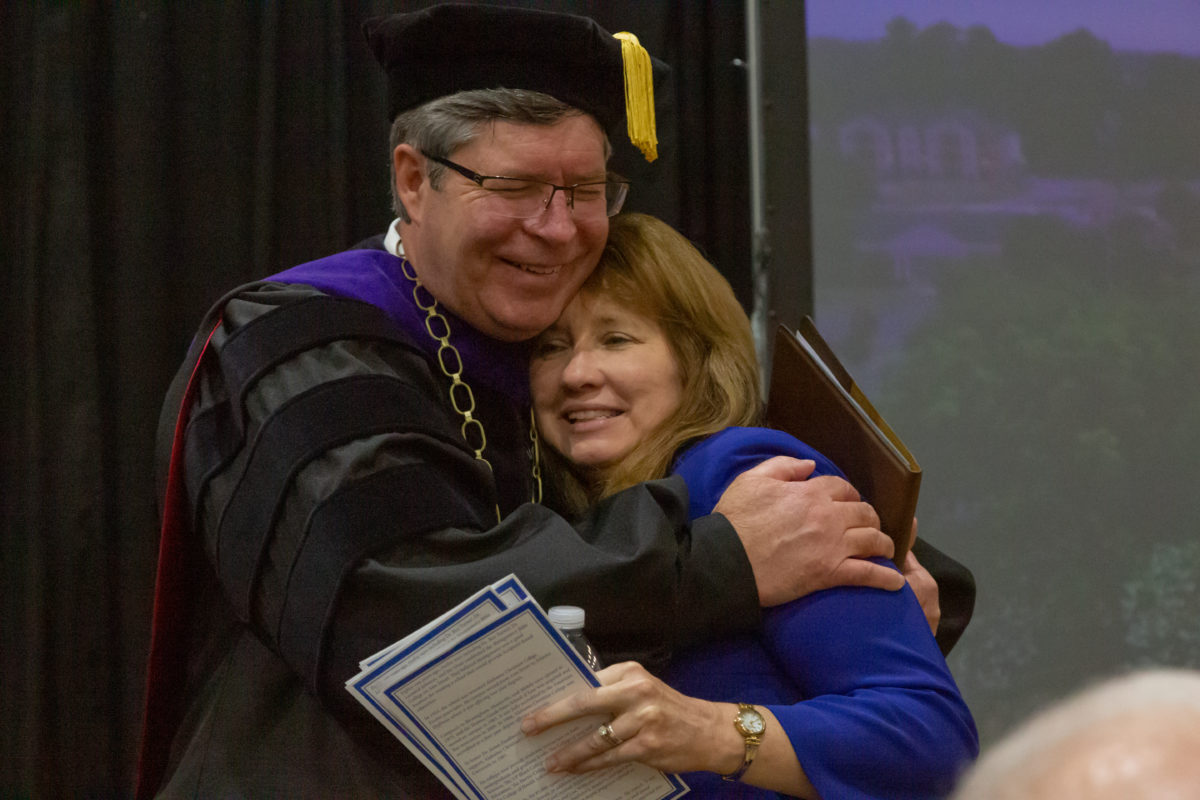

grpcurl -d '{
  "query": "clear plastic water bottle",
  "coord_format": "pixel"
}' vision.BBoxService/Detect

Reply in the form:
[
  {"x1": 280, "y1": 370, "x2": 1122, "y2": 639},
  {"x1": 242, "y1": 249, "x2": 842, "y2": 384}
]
[{"x1": 548, "y1": 605, "x2": 603, "y2": 671}]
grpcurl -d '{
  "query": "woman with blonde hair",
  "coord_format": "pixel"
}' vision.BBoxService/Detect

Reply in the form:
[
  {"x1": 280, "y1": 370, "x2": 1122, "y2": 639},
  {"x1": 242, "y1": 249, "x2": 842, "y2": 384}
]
[
  {"x1": 535, "y1": 210, "x2": 762, "y2": 514},
  {"x1": 523, "y1": 213, "x2": 977, "y2": 799}
]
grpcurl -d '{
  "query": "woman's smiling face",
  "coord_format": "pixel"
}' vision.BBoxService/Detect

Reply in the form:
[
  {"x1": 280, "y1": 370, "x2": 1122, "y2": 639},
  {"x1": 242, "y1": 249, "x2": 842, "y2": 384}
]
[{"x1": 530, "y1": 292, "x2": 683, "y2": 471}]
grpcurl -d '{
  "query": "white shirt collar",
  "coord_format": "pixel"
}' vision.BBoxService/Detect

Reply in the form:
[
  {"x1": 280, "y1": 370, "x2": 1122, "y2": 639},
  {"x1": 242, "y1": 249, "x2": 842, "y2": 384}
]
[{"x1": 383, "y1": 218, "x2": 405, "y2": 258}]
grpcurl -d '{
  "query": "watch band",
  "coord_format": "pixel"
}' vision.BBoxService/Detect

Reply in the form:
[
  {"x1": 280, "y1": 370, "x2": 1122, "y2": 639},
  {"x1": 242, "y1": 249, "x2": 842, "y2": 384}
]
[{"x1": 721, "y1": 702, "x2": 765, "y2": 782}]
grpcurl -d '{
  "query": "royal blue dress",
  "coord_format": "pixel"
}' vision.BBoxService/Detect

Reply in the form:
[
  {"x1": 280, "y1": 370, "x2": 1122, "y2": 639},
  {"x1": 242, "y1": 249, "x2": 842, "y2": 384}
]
[{"x1": 668, "y1": 427, "x2": 978, "y2": 799}]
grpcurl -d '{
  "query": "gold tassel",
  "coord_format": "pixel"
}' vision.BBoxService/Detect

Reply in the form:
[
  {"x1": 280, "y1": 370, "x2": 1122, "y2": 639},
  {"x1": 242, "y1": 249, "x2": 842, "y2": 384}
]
[{"x1": 613, "y1": 31, "x2": 658, "y2": 162}]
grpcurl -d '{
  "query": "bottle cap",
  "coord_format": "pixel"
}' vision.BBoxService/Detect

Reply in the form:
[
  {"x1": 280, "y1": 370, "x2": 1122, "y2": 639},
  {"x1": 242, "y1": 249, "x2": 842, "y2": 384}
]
[{"x1": 547, "y1": 605, "x2": 586, "y2": 629}]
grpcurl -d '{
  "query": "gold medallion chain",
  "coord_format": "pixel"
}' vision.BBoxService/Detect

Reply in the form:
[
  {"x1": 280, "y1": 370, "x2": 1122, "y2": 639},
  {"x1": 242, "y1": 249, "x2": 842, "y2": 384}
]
[
  {"x1": 398, "y1": 256, "x2": 542, "y2": 515},
  {"x1": 529, "y1": 408, "x2": 543, "y2": 504}
]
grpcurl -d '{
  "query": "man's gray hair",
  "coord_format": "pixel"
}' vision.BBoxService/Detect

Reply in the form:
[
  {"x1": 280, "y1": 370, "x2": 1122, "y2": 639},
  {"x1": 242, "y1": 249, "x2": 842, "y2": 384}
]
[
  {"x1": 952, "y1": 668, "x2": 1200, "y2": 800},
  {"x1": 388, "y1": 88, "x2": 613, "y2": 222}
]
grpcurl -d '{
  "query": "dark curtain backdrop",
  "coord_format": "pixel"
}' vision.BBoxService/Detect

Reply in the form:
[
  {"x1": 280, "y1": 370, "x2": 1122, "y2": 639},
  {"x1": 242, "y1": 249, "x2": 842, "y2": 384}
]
[{"x1": 1, "y1": 1, "x2": 753, "y2": 795}]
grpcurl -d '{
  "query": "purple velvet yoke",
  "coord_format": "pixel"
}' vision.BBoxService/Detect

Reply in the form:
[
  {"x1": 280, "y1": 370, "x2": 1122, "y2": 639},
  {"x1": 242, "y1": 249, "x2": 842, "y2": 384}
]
[{"x1": 266, "y1": 247, "x2": 531, "y2": 404}]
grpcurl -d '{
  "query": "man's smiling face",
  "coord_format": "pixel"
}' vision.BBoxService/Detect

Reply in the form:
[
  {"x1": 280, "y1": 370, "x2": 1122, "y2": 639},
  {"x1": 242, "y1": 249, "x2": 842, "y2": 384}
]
[{"x1": 400, "y1": 114, "x2": 610, "y2": 342}]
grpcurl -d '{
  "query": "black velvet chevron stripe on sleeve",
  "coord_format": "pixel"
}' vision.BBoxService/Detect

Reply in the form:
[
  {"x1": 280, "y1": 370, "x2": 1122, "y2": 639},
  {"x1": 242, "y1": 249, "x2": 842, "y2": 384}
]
[
  {"x1": 217, "y1": 295, "x2": 421, "y2": 432},
  {"x1": 183, "y1": 294, "x2": 426, "y2": 537},
  {"x1": 276, "y1": 461, "x2": 491, "y2": 692},
  {"x1": 214, "y1": 373, "x2": 466, "y2": 626}
]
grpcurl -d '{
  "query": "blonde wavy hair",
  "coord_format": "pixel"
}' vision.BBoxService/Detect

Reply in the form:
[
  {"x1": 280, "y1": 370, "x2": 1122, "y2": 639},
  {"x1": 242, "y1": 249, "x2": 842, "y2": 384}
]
[{"x1": 540, "y1": 213, "x2": 762, "y2": 513}]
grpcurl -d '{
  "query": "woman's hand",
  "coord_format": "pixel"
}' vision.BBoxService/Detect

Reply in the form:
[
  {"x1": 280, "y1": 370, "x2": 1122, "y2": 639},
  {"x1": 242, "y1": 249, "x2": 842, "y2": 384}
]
[
  {"x1": 902, "y1": 518, "x2": 941, "y2": 635},
  {"x1": 520, "y1": 661, "x2": 743, "y2": 776}
]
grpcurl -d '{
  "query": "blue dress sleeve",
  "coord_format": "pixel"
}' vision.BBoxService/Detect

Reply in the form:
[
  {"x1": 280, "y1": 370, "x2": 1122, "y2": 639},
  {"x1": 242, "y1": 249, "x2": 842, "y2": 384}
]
[
  {"x1": 673, "y1": 428, "x2": 979, "y2": 800},
  {"x1": 674, "y1": 427, "x2": 846, "y2": 520}
]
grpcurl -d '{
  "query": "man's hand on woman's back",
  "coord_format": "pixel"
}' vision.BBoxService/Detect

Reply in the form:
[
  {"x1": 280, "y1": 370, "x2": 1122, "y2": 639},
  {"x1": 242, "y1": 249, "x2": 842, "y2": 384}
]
[{"x1": 713, "y1": 456, "x2": 905, "y2": 607}]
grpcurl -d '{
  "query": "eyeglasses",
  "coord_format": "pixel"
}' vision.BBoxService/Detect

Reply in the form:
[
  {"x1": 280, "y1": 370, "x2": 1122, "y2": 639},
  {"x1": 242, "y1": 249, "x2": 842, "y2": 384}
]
[{"x1": 423, "y1": 152, "x2": 630, "y2": 220}]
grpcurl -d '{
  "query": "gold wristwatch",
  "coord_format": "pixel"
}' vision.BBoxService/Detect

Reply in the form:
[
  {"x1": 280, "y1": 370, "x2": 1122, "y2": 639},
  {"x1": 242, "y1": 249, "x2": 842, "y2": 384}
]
[{"x1": 721, "y1": 702, "x2": 765, "y2": 782}]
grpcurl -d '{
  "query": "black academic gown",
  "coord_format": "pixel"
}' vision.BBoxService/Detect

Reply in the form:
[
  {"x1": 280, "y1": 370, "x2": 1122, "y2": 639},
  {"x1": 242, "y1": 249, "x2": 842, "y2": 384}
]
[
  {"x1": 144, "y1": 243, "x2": 974, "y2": 798},
  {"x1": 146, "y1": 254, "x2": 761, "y2": 797}
]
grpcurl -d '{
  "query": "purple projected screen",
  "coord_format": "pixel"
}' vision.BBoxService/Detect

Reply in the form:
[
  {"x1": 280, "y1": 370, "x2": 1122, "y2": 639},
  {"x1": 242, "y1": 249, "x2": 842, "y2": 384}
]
[{"x1": 806, "y1": 0, "x2": 1200, "y2": 747}]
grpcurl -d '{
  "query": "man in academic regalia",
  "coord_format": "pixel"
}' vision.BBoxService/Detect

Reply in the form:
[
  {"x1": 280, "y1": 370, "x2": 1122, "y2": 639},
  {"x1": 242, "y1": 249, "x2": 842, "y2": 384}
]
[{"x1": 137, "y1": 5, "x2": 973, "y2": 797}]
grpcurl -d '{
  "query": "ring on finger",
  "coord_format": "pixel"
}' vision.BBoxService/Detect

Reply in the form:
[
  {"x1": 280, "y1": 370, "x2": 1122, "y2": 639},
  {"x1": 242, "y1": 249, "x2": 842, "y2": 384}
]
[{"x1": 598, "y1": 722, "x2": 624, "y2": 747}]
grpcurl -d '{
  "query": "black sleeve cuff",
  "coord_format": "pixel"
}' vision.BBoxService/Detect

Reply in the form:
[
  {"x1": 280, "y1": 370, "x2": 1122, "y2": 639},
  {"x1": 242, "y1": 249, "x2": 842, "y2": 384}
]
[{"x1": 674, "y1": 510, "x2": 763, "y2": 649}]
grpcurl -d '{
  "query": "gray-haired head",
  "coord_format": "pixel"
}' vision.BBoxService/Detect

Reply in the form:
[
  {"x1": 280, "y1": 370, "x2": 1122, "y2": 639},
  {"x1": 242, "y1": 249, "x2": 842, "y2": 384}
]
[
  {"x1": 364, "y1": 4, "x2": 666, "y2": 222},
  {"x1": 952, "y1": 668, "x2": 1200, "y2": 800}
]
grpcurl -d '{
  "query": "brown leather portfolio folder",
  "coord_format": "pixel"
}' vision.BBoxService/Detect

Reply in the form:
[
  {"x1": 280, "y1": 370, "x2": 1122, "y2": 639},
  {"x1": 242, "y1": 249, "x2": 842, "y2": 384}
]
[{"x1": 766, "y1": 318, "x2": 921, "y2": 563}]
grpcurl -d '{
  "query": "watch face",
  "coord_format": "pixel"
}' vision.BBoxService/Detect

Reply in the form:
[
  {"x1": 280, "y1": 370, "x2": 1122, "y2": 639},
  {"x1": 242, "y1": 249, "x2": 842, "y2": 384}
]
[{"x1": 738, "y1": 707, "x2": 765, "y2": 735}]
